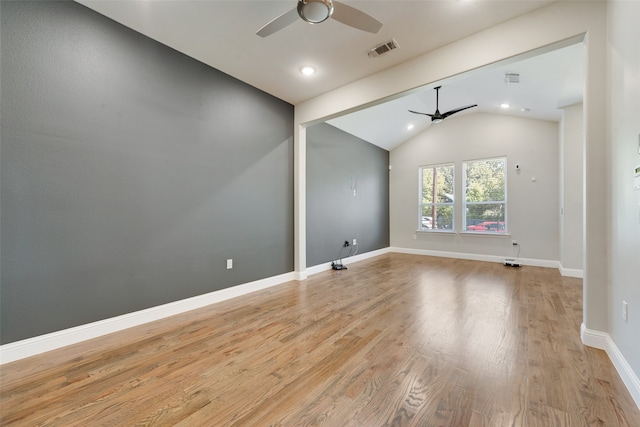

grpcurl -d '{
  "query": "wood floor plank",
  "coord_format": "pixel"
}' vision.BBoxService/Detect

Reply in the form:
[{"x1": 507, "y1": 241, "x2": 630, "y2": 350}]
[{"x1": 1, "y1": 254, "x2": 639, "y2": 426}]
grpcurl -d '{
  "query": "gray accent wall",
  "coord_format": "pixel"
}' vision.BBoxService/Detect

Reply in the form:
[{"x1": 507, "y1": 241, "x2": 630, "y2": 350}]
[
  {"x1": 0, "y1": 1, "x2": 294, "y2": 344},
  {"x1": 306, "y1": 123, "x2": 389, "y2": 266}
]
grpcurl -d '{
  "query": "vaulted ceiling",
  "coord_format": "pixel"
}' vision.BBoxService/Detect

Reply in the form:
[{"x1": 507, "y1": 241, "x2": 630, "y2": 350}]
[{"x1": 76, "y1": 1, "x2": 584, "y2": 150}]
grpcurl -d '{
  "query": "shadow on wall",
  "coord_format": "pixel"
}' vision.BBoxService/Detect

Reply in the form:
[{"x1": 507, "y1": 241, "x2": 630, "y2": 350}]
[{"x1": 306, "y1": 123, "x2": 389, "y2": 266}]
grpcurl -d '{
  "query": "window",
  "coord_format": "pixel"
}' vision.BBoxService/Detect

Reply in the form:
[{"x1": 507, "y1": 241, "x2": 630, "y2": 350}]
[
  {"x1": 419, "y1": 163, "x2": 454, "y2": 231},
  {"x1": 463, "y1": 157, "x2": 506, "y2": 233}
]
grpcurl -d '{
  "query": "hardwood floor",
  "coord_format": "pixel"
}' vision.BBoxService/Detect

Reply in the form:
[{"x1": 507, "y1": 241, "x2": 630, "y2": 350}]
[{"x1": 1, "y1": 254, "x2": 639, "y2": 426}]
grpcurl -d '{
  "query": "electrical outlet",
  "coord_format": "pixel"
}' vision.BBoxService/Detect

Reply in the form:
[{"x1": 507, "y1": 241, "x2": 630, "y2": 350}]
[
  {"x1": 226, "y1": 259, "x2": 233, "y2": 270},
  {"x1": 622, "y1": 301, "x2": 628, "y2": 322},
  {"x1": 353, "y1": 239, "x2": 357, "y2": 246},
  {"x1": 512, "y1": 239, "x2": 518, "y2": 246}
]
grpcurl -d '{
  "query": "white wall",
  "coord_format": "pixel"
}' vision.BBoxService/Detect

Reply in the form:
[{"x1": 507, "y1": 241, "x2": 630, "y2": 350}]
[
  {"x1": 390, "y1": 113, "x2": 559, "y2": 262},
  {"x1": 560, "y1": 103, "x2": 584, "y2": 273},
  {"x1": 607, "y1": 0, "x2": 640, "y2": 391},
  {"x1": 295, "y1": 0, "x2": 632, "y2": 396},
  {"x1": 295, "y1": 0, "x2": 607, "y2": 326},
  {"x1": 294, "y1": 0, "x2": 606, "y2": 298}
]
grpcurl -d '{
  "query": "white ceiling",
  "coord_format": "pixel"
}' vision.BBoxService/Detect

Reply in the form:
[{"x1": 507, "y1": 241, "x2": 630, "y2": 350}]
[
  {"x1": 328, "y1": 42, "x2": 585, "y2": 150},
  {"x1": 76, "y1": 0, "x2": 584, "y2": 150}
]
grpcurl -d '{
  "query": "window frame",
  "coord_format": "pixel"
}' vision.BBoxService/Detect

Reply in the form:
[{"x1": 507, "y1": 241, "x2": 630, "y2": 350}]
[
  {"x1": 462, "y1": 156, "x2": 508, "y2": 234},
  {"x1": 418, "y1": 162, "x2": 455, "y2": 233}
]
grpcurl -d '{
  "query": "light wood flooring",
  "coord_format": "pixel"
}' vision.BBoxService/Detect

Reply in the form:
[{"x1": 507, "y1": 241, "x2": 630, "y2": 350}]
[{"x1": 1, "y1": 253, "x2": 639, "y2": 426}]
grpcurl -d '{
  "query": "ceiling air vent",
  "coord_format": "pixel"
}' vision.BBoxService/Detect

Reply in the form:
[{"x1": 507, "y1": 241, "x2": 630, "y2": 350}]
[
  {"x1": 504, "y1": 72, "x2": 520, "y2": 84},
  {"x1": 368, "y1": 39, "x2": 399, "y2": 58}
]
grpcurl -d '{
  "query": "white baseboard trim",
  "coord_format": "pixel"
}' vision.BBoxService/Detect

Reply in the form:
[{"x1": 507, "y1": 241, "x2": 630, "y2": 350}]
[
  {"x1": 581, "y1": 323, "x2": 640, "y2": 409},
  {"x1": 293, "y1": 270, "x2": 308, "y2": 281},
  {"x1": 306, "y1": 247, "x2": 392, "y2": 276},
  {"x1": 559, "y1": 266, "x2": 584, "y2": 278},
  {"x1": 389, "y1": 247, "x2": 562, "y2": 271},
  {"x1": 0, "y1": 271, "x2": 298, "y2": 365}
]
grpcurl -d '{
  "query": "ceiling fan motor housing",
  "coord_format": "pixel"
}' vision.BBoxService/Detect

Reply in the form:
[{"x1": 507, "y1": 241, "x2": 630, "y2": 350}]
[{"x1": 298, "y1": 0, "x2": 334, "y2": 24}]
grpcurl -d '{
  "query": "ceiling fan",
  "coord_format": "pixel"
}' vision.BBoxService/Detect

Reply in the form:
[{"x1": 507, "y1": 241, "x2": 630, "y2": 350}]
[
  {"x1": 409, "y1": 86, "x2": 478, "y2": 123},
  {"x1": 256, "y1": 0, "x2": 383, "y2": 38}
]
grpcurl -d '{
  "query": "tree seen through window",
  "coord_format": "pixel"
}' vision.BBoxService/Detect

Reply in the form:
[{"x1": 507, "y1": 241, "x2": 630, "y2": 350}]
[
  {"x1": 420, "y1": 163, "x2": 454, "y2": 231},
  {"x1": 463, "y1": 158, "x2": 506, "y2": 233}
]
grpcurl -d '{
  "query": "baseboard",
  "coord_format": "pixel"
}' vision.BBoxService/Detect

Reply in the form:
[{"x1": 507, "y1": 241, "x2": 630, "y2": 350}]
[
  {"x1": 580, "y1": 323, "x2": 609, "y2": 348},
  {"x1": 560, "y1": 266, "x2": 584, "y2": 278},
  {"x1": 306, "y1": 247, "x2": 392, "y2": 276},
  {"x1": 308, "y1": 246, "x2": 563, "y2": 276},
  {"x1": 581, "y1": 323, "x2": 640, "y2": 409},
  {"x1": 0, "y1": 271, "x2": 298, "y2": 365},
  {"x1": 293, "y1": 270, "x2": 308, "y2": 281},
  {"x1": 389, "y1": 247, "x2": 562, "y2": 271}
]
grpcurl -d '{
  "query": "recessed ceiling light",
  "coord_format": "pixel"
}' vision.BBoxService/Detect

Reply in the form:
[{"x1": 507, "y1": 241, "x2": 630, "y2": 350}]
[
  {"x1": 521, "y1": 107, "x2": 530, "y2": 112},
  {"x1": 300, "y1": 66, "x2": 316, "y2": 76},
  {"x1": 500, "y1": 103, "x2": 510, "y2": 109},
  {"x1": 407, "y1": 124, "x2": 414, "y2": 130}
]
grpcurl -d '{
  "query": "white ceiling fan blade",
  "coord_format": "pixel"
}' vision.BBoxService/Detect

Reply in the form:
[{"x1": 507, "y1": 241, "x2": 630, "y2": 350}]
[
  {"x1": 331, "y1": 1, "x2": 382, "y2": 34},
  {"x1": 256, "y1": 7, "x2": 299, "y2": 37}
]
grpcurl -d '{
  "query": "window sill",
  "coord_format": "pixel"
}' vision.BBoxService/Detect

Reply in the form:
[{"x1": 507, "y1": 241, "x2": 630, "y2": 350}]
[
  {"x1": 459, "y1": 232, "x2": 511, "y2": 238},
  {"x1": 416, "y1": 230, "x2": 512, "y2": 238}
]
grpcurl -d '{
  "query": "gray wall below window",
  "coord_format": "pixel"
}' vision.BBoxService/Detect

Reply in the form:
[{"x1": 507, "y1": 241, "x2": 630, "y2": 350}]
[
  {"x1": 306, "y1": 123, "x2": 390, "y2": 266},
  {"x1": 0, "y1": 1, "x2": 294, "y2": 344}
]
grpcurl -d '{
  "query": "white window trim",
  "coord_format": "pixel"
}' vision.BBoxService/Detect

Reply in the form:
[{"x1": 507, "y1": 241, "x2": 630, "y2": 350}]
[
  {"x1": 418, "y1": 163, "x2": 455, "y2": 233},
  {"x1": 462, "y1": 156, "x2": 508, "y2": 235}
]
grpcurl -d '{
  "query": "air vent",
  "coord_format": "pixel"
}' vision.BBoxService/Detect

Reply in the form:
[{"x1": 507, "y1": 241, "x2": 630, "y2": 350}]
[
  {"x1": 504, "y1": 73, "x2": 520, "y2": 84},
  {"x1": 368, "y1": 39, "x2": 399, "y2": 58}
]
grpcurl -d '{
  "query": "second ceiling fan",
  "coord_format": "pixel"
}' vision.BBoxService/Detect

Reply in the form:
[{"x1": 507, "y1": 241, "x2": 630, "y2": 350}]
[
  {"x1": 257, "y1": 0, "x2": 382, "y2": 37},
  {"x1": 409, "y1": 86, "x2": 478, "y2": 123}
]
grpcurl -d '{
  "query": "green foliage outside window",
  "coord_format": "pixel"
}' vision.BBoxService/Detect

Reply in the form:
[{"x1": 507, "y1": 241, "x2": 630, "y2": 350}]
[
  {"x1": 464, "y1": 158, "x2": 506, "y2": 231},
  {"x1": 420, "y1": 163, "x2": 454, "y2": 230}
]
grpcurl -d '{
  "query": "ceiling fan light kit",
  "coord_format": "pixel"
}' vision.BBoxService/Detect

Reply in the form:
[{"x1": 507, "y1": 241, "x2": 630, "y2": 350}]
[
  {"x1": 257, "y1": 0, "x2": 382, "y2": 37},
  {"x1": 298, "y1": 0, "x2": 333, "y2": 24}
]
